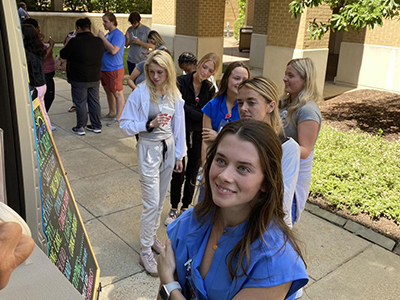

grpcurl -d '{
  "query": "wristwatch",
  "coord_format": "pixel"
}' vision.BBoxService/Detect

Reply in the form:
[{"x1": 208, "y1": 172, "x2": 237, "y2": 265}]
[{"x1": 159, "y1": 281, "x2": 182, "y2": 300}]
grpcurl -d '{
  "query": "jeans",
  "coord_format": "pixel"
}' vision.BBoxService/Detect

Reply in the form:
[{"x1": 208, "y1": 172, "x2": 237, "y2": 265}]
[{"x1": 70, "y1": 81, "x2": 101, "y2": 129}]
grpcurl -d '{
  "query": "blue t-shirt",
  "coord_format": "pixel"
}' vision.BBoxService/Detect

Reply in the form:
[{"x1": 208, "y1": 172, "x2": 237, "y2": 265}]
[
  {"x1": 135, "y1": 60, "x2": 146, "y2": 85},
  {"x1": 201, "y1": 94, "x2": 240, "y2": 132},
  {"x1": 101, "y1": 28, "x2": 125, "y2": 71},
  {"x1": 167, "y1": 208, "x2": 308, "y2": 300}
]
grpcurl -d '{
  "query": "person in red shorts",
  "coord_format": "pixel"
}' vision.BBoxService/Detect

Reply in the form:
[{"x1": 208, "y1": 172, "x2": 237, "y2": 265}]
[{"x1": 98, "y1": 12, "x2": 126, "y2": 127}]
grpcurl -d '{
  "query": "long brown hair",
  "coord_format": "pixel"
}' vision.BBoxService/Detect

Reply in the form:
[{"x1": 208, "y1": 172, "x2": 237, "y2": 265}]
[
  {"x1": 215, "y1": 61, "x2": 250, "y2": 98},
  {"x1": 194, "y1": 119, "x2": 305, "y2": 278}
]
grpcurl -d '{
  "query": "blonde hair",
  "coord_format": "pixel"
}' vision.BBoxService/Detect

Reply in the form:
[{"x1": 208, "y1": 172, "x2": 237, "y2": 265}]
[
  {"x1": 197, "y1": 52, "x2": 221, "y2": 76},
  {"x1": 148, "y1": 30, "x2": 167, "y2": 50},
  {"x1": 144, "y1": 50, "x2": 180, "y2": 104},
  {"x1": 280, "y1": 58, "x2": 322, "y2": 127},
  {"x1": 239, "y1": 77, "x2": 283, "y2": 135}
]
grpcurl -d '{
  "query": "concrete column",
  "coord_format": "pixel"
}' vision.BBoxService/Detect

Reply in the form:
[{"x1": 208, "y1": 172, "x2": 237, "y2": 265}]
[
  {"x1": 152, "y1": 0, "x2": 176, "y2": 54},
  {"x1": 174, "y1": 0, "x2": 225, "y2": 77},
  {"x1": 336, "y1": 19, "x2": 400, "y2": 92},
  {"x1": 249, "y1": 0, "x2": 270, "y2": 69},
  {"x1": 53, "y1": 0, "x2": 63, "y2": 12},
  {"x1": 263, "y1": 0, "x2": 331, "y2": 94}
]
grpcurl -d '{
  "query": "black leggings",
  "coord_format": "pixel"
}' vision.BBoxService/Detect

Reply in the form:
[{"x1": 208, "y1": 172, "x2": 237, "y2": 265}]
[
  {"x1": 44, "y1": 71, "x2": 55, "y2": 112},
  {"x1": 169, "y1": 131, "x2": 202, "y2": 209}
]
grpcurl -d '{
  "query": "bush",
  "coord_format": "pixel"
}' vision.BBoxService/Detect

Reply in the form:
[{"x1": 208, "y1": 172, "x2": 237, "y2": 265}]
[
  {"x1": 311, "y1": 125, "x2": 400, "y2": 224},
  {"x1": 233, "y1": 0, "x2": 246, "y2": 40}
]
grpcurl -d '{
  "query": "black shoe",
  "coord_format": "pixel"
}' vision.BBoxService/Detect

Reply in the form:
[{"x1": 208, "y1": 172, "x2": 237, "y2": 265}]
[
  {"x1": 86, "y1": 125, "x2": 101, "y2": 134},
  {"x1": 71, "y1": 126, "x2": 85, "y2": 136}
]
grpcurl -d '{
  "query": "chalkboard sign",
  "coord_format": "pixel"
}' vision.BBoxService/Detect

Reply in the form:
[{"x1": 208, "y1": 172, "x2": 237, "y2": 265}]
[{"x1": 32, "y1": 99, "x2": 100, "y2": 300}]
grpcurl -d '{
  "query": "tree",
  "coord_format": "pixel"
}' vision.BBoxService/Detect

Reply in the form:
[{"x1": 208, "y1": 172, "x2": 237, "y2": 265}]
[{"x1": 289, "y1": 0, "x2": 400, "y2": 39}]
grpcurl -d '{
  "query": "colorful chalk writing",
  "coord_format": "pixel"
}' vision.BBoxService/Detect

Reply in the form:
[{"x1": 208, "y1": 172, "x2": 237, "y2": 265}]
[{"x1": 32, "y1": 99, "x2": 99, "y2": 299}]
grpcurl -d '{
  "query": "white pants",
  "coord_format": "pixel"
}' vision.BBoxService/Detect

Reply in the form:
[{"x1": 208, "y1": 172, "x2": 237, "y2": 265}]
[
  {"x1": 294, "y1": 150, "x2": 314, "y2": 223},
  {"x1": 137, "y1": 135, "x2": 175, "y2": 252}
]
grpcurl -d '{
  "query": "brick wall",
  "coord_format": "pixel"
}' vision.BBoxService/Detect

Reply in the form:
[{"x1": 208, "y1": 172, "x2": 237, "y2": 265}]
[
  {"x1": 267, "y1": 0, "x2": 300, "y2": 47},
  {"x1": 224, "y1": 0, "x2": 240, "y2": 28},
  {"x1": 267, "y1": 0, "x2": 330, "y2": 49},
  {"x1": 343, "y1": 19, "x2": 400, "y2": 47},
  {"x1": 300, "y1": 4, "x2": 331, "y2": 49},
  {"x1": 245, "y1": 0, "x2": 255, "y2": 26},
  {"x1": 152, "y1": 0, "x2": 176, "y2": 25},
  {"x1": 253, "y1": 0, "x2": 270, "y2": 35},
  {"x1": 176, "y1": 0, "x2": 225, "y2": 37}
]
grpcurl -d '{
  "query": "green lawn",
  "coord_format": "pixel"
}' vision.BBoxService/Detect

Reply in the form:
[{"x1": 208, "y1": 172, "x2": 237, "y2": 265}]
[
  {"x1": 311, "y1": 124, "x2": 400, "y2": 224},
  {"x1": 53, "y1": 46, "x2": 130, "y2": 75}
]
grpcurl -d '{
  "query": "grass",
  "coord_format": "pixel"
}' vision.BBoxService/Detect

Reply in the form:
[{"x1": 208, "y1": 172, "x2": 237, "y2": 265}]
[
  {"x1": 53, "y1": 46, "x2": 130, "y2": 76},
  {"x1": 311, "y1": 124, "x2": 400, "y2": 224}
]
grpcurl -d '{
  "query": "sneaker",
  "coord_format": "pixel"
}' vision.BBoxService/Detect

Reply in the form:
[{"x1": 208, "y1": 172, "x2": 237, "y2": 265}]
[
  {"x1": 295, "y1": 288, "x2": 303, "y2": 299},
  {"x1": 86, "y1": 125, "x2": 101, "y2": 134},
  {"x1": 102, "y1": 113, "x2": 116, "y2": 119},
  {"x1": 106, "y1": 118, "x2": 119, "y2": 127},
  {"x1": 152, "y1": 236, "x2": 165, "y2": 255},
  {"x1": 139, "y1": 252, "x2": 158, "y2": 277},
  {"x1": 71, "y1": 126, "x2": 85, "y2": 136},
  {"x1": 50, "y1": 125, "x2": 57, "y2": 131},
  {"x1": 164, "y1": 209, "x2": 179, "y2": 226},
  {"x1": 68, "y1": 105, "x2": 76, "y2": 113}
]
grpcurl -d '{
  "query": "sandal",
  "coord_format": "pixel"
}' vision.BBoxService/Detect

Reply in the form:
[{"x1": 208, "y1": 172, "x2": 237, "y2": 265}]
[{"x1": 68, "y1": 105, "x2": 76, "y2": 112}]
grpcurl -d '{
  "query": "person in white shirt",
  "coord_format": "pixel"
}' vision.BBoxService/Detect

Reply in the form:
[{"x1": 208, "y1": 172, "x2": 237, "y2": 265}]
[{"x1": 120, "y1": 50, "x2": 186, "y2": 277}]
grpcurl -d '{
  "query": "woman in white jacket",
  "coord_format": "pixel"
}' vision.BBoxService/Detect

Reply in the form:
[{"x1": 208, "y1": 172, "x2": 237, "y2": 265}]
[
  {"x1": 120, "y1": 50, "x2": 186, "y2": 277},
  {"x1": 237, "y1": 77, "x2": 300, "y2": 228}
]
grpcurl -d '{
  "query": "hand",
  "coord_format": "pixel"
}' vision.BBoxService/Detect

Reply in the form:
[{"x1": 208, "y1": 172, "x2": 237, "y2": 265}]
[
  {"x1": 150, "y1": 113, "x2": 169, "y2": 128},
  {"x1": 202, "y1": 128, "x2": 218, "y2": 142},
  {"x1": 0, "y1": 222, "x2": 34, "y2": 290},
  {"x1": 131, "y1": 37, "x2": 140, "y2": 45},
  {"x1": 174, "y1": 160, "x2": 183, "y2": 173},
  {"x1": 48, "y1": 37, "x2": 55, "y2": 47},
  {"x1": 157, "y1": 239, "x2": 176, "y2": 285},
  {"x1": 98, "y1": 30, "x2": 105, "y2": 39}
]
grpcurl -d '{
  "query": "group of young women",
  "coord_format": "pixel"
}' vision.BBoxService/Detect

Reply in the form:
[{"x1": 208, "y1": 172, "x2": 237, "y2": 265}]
[{"x1": 119, "y1": 47, "x2": 322, "y2": 299}]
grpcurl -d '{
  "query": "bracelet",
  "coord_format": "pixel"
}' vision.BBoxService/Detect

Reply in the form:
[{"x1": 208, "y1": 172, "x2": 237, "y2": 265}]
[{"x1": 146, "y1": 119, "x2": 154, "y2": 133}]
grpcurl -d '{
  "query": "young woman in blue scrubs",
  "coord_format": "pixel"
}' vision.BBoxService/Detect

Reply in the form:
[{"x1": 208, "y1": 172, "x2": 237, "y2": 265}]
[
  {"x1": 201, "y1": 62, "x2": 250, "y2": 155},
  {"x1": 158, "y1": 119, "x2": 308, "y2": 300}
]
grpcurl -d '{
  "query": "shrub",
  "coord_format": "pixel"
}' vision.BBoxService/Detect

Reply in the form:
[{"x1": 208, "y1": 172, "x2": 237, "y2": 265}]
[{"x1": 311, "y1": 125, "x2": 400, "y2": 224}]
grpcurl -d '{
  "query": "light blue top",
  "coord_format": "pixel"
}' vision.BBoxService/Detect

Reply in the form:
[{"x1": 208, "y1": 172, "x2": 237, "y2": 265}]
[
  {"x1": 167, "y1": 208, "x2": 308, "y2": 300},
  {"x1": 201, "y1": 94, "x2": 240, "y2": 132},
  {"x1": 135, "y1": 61, "x2": 146, "y2": 85},
  {"x1": 101, "y1": 28, "x2": 125, "y2": 71}
]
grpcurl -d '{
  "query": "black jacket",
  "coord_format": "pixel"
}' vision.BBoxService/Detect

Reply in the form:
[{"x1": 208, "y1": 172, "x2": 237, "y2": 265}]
[
  {"x1": 25, "y1": 51, "x2": 45, "y2": 87},
  {"x1": 60, "y1": 31, "x2": 104, "y2": 82},
  {"x1": 177, "y1": 72, "x2": 216, "y2": 132}
]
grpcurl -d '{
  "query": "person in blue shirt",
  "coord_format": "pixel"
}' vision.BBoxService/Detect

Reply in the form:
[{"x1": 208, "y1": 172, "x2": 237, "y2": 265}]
[
  {"x1": 98, "y1": 12, "x2": 126, "y2": 127},
  {"x1": 158, "y1": 119, "x2": 308, "y2": 300},
  {"x1": 201, "y1": 61, "x2": 250, "y2": 162}
]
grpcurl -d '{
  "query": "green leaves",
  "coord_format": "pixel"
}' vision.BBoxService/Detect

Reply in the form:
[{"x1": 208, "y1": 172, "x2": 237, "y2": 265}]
[
  {"x1": 311, "y1": 125, "x2": 400, "y2": 224},
  {"x1": 289, "y1": 0, "x2": 400, "y2": 39}
]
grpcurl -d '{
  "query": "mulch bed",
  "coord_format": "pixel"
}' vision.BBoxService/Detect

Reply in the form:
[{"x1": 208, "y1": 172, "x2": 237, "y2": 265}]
[{"x1": 309, "y1": 89, "x2": 400, "y2": 243}]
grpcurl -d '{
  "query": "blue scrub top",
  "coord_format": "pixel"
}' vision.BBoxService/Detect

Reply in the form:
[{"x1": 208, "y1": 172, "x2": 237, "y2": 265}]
[
  {"x1": 167, "y1": 208, "x2": 309, "y2": 300},
  {"x1": 202, "y1": 94, "x2": 240, "y2": 132}
]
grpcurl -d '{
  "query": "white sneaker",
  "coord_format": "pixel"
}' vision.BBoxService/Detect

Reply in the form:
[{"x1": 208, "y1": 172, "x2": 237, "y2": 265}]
[
  {"x1": 140, "y1": 252, "x2": 158, "y2": 277},
  {"x1": 164, "y1": 209, "x2": 179, "y2": 226},
  {"x1": 295, "y1": 288, "x2": 303, "y2": 299}
]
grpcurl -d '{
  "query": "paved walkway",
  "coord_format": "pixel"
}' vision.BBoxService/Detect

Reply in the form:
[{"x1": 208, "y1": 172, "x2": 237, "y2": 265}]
[{"x1": 49, "y1": 75, "x2": 399, "y2": 299}]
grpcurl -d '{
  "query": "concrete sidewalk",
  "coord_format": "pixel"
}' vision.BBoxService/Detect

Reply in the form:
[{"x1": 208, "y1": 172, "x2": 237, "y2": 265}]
[{"x1": 49, "y1": 77, "x2": 400, "y2": 300}]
